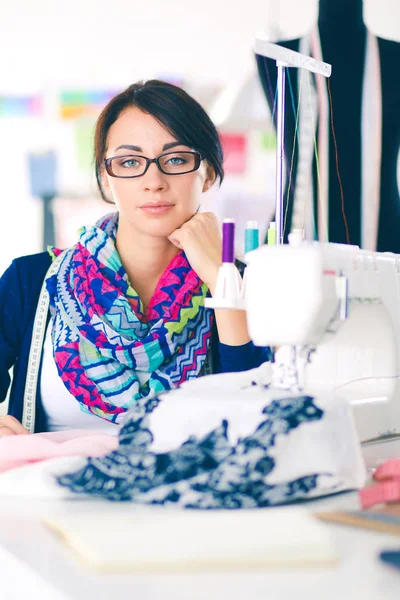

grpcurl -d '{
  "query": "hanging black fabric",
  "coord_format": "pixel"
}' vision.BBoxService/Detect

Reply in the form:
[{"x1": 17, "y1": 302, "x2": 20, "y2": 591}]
[{"x1": 255, "y1": 0, "x2": 400, "y2": 251}]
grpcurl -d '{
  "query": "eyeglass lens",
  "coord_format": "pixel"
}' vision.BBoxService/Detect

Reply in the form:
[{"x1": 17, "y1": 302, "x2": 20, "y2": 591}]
[{"x1": 109, "y1": 152, "x2": 198, "y2": 177}]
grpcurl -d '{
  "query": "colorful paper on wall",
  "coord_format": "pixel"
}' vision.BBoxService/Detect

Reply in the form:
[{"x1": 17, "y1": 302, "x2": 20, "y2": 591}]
[
  {"x1": 219, "y1": 132, "x2": 248, "y2": 174},
  {"x1": 60, "y1": 90, "x2": 120, "y2": 119},
  {"x1": 0, "y1": 96, "x2": 42, "y2": 117},
  {"x1": 260, "y1": 130, "x2": 277, "y2": 151},
  {"x1": 74, "y1": 119, "x2": 96, "y2": 171}
]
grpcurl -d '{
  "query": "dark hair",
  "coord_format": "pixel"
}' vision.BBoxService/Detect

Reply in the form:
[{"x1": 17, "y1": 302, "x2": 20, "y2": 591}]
[{"x1": 94, "y1": 79, "x2": 224, "y2": 203}]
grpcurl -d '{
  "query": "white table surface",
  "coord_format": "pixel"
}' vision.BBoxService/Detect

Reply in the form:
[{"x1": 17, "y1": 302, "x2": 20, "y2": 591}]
[{"x1": 0, "y1": 446, "x2": 400, "y2": 600}]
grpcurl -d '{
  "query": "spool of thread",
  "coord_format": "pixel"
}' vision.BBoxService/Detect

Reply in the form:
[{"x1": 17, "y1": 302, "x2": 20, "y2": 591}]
[
  {"x1": 222, "y1": 219, "x2": 235, "y2": 263},
  {"x1": 245, "y1": 221, "x2": 259, "y2": 253},
  {"x1": 267, "y1": 222, "x2": 276, "y2": 246}
]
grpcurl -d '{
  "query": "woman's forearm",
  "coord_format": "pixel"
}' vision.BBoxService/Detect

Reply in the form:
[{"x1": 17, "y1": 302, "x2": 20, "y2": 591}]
[
  {"x1": 207, "y1": 268, "x2": 250, "y2": 346},
  {"x1": 213, "y1": 308, "x2": 251, "y2": 346}
]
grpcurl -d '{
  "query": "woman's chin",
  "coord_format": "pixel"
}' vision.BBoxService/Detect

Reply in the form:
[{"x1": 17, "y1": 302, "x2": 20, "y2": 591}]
[
  {"x1": 132, "y1": 219, "x2": 184, "y2": 239},
  {"x1": 118, "y1": 209, "x2": 193, "y2": 239}
]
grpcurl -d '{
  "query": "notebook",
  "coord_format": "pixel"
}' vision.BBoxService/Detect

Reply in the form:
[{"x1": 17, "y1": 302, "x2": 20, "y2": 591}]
[{"x1": 43, "y1": 506, "x2": 337, "y2": 573}]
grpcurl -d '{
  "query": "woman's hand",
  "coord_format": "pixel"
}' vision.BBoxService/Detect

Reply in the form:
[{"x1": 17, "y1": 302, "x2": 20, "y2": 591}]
[
  {"x1": 169, "y1": 211, "x2": 250, "y2": 346},
  {"x1": 0, "y1": 415, "x2": 29, "y2": 437},
  {"x1": 168, "y1": 212, "x2": 222, "y2": 291}
]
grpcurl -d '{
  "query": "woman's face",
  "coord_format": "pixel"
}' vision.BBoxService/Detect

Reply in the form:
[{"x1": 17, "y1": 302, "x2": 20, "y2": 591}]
[{"x1": 103, "y1": 107, "x2": 214, "y2": 238}]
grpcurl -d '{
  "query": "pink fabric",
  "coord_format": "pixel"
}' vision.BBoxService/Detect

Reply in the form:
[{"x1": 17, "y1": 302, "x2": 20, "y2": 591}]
[
  {"x1": 0, "y1": 430, "x2": 118, "y2": 473},
  {"x1": 359, "y1": 480, "x2": 400, "y2": 509},
  {"x1": 359, "y1": 458, "x2": 400, "y2": 509},
  {"x1": 374, "y1": 458, "x2": 400, "y2": 481}
]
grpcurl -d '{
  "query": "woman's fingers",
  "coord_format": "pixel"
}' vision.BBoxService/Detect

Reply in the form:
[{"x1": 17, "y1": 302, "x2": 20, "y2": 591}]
[
  {"x1": 0, "y1": 427, "x2": 17, "y2": 437},
  {"x1": 168, "y1": 212, "x2": 222, "y2": 289},
  {"x1": 0, "y1": 415, "x2": 29, "y2": 436}
]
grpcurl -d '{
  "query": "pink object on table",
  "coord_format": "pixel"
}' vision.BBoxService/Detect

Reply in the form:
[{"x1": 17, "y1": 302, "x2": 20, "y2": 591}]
[
  {"x1": 359, "y1": 480, "x2": 400, "y2": 509},
  {"x1": 359, "y1": 458, "x2": 400, "y2": 509},
  {"x1": 374, "y1": 458, "x2": 400, "y2": 481},
  {"x1": 0, "y1": 430, "x2": 118, "y2": 474}
]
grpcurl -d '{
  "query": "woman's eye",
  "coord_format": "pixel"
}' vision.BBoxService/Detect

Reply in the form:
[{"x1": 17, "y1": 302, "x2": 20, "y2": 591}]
[
  {"x1": 167, "y1": 157, "x2": 185, "y2": 165},
  {"x1": 121, "y1": 159, "x2": 139, "y2": 168}
]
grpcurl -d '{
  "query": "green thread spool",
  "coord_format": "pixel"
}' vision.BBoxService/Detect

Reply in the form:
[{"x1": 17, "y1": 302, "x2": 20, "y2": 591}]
[
  {"x1": 245, "y1": 221, "x2": 259, "y2": 253},
  {"x1": 267, "y1": 222, "x2": 276, "y2": 246}
]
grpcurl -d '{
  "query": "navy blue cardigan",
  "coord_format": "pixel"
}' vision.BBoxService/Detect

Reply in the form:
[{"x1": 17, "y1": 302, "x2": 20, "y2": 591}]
[{"x1": 0, "y1": 253, "x2": 270, "y2": 432}]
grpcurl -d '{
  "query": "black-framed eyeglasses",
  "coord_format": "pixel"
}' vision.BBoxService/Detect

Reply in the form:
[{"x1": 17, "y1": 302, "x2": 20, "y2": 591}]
[{"x1": 104, "y1": 151, "x2": 203, "y2": 178}]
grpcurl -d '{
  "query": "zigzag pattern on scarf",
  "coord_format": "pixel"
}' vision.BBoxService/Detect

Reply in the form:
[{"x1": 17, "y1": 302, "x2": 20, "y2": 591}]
[
  {"x1": 51, "y1": 344, "x2": 126, "y2": 418},
  {"x1": 47, "y1": 213, "x2": 213, "y2": 423},
  {"x1": 168, "y1": 310, "x2": 213, "y2": 384},
  {"x1": 146, "y1": 260, "x2": 202, "y2": 323}
]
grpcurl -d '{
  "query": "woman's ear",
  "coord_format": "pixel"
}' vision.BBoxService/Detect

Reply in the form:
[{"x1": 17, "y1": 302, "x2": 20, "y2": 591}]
[{"x1": 202, "y1": 163, "x2": 216, "y2": 193}]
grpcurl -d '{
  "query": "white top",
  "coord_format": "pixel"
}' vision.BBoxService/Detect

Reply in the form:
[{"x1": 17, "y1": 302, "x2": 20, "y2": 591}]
[
  {"x1": 363, "y1": 0, "x2": 400, "y2": 42},
  {"x1": 40, "y1": 324, "x2": 119, "y2": 435},
  {"x1": 256, "y1": 0, "x2": 319, "y2": 42}
]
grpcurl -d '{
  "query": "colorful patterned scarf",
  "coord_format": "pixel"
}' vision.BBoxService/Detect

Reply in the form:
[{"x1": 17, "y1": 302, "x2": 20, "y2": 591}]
[{"x1": 46, "y1": 213, "x2": 213, "y2": 423}]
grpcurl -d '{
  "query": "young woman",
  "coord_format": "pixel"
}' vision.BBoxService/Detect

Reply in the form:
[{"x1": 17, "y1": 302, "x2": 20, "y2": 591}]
[{"x1": 0, "y1": 80, "x2": 270, "y2": 437}]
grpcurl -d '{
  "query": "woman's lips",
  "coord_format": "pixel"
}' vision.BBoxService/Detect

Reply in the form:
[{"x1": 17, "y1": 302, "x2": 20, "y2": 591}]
[{"x1": 139, "y1": 203, "x2": 174, "y2": 215}]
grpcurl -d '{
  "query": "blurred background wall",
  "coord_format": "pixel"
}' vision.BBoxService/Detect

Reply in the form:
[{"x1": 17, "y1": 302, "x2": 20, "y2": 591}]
[
  {"x1": 0, "y1": 0, "x2": 286, "y2": 275},
  {"x1": 0, "y1": 0, "x2": 399, "y2": 276}
]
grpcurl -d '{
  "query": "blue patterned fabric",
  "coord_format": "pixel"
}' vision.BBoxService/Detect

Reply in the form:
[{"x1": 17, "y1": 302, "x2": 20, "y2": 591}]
[{"x1": 56, "y1": 394, "x2": 335, "y2": 507}]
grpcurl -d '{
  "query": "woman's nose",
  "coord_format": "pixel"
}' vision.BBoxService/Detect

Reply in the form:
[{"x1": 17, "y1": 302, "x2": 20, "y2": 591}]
[{"x1": 141, "y1": 161, "x2": 168, "y2": 192}]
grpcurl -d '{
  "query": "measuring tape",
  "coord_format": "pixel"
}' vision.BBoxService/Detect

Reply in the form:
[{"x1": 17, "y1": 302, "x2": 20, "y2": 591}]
[{"x1": 22, "y1": 252, "x2": 67, "y2": 433}]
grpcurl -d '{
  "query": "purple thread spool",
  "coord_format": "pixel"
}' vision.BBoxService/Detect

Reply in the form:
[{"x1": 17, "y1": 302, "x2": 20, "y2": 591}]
[{"x1": 222, "y1": 219, "x2": 235, "y2": 263}]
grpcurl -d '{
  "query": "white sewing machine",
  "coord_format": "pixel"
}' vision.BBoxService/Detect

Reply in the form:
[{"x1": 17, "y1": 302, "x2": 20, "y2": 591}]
[
  {"x1": 211, "y1": 39, "x2": 400, "y2": 444},
  {"x1": 244, "y1": 236, "x2": 400, "y2": 443}
]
